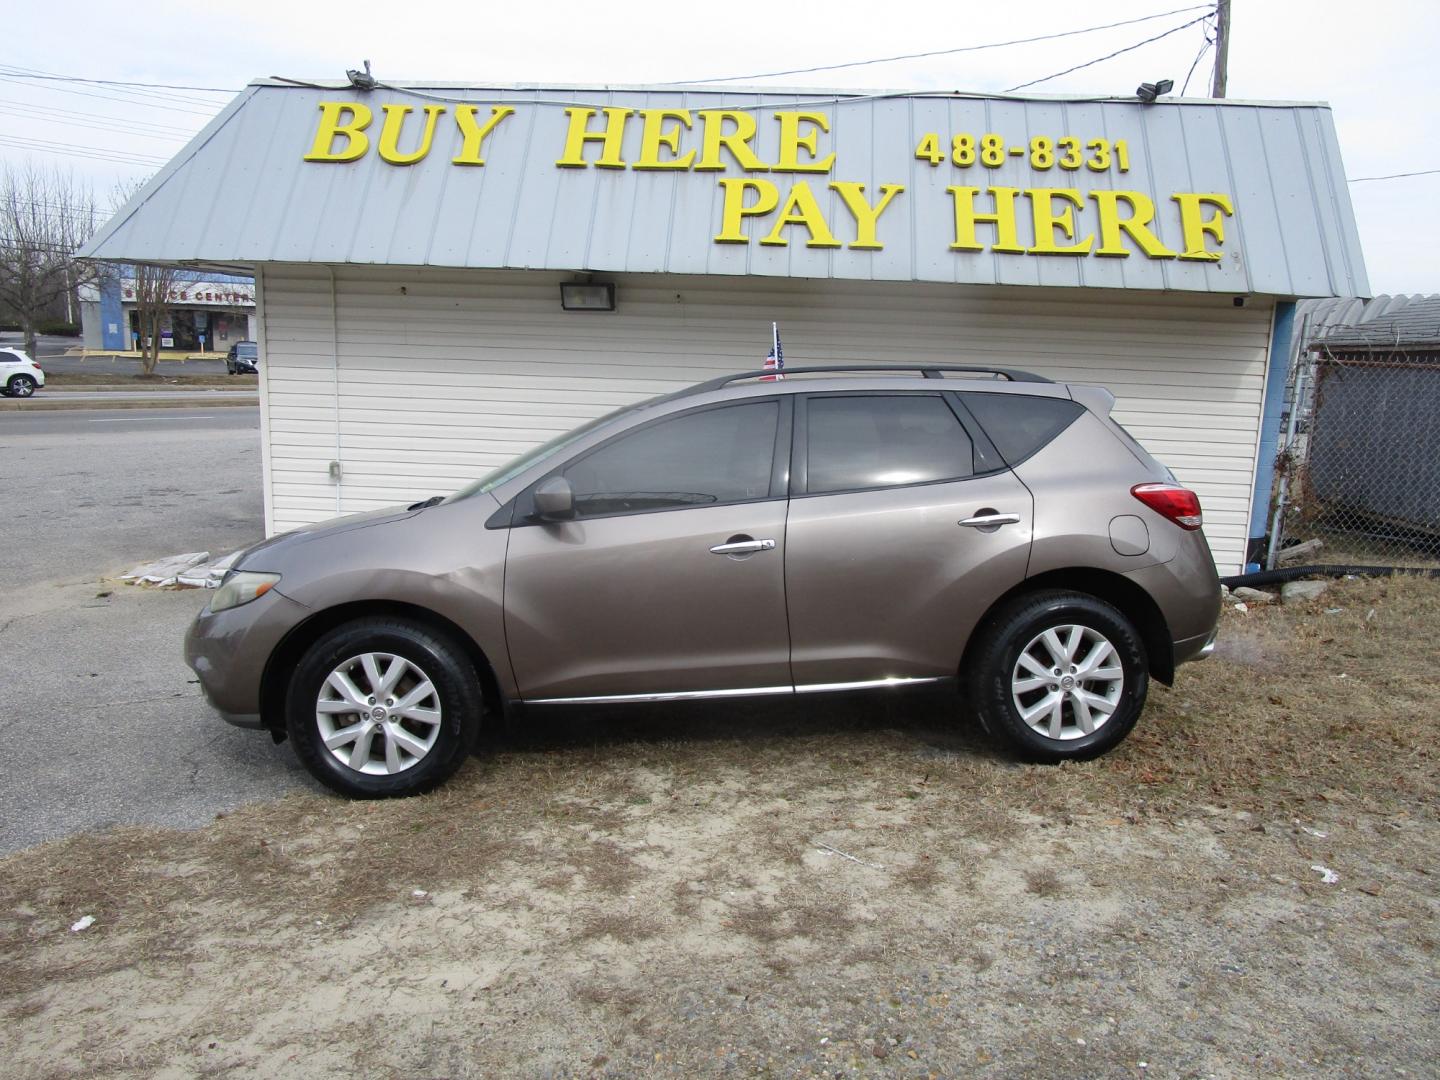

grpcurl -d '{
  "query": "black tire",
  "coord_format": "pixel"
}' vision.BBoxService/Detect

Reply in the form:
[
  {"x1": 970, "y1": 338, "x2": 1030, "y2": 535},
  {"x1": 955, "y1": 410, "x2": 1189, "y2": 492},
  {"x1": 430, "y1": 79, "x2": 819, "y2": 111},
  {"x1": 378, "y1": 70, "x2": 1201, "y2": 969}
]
[
  {"x1": 8, "y1": 375, "x2": 36, "y2": 398},
  {"x1": 285, "y1": 617, "x2": 484, "y2": 798},
  {"x1": 965, "y1": 590, "x2": 1148, "y2": 763}
]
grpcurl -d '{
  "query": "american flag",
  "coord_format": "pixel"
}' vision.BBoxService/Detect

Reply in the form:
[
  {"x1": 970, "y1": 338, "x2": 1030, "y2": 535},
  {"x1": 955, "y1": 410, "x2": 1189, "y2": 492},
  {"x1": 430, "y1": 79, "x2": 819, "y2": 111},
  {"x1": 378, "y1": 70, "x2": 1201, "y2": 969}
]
[{"x1": 761, "y1": 323, "x2": 784, "y2": 381}]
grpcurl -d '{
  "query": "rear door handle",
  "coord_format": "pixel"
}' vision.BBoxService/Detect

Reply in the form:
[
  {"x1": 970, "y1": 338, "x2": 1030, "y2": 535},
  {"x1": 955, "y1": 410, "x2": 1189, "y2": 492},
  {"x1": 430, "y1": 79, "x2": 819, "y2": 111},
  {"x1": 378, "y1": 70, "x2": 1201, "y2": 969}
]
[
  {"x1": 958, "y1": 513, "x2": 1021, "y2": 528},
  {"x1": 709, "y1": 538, "x2": 776, "y2": 555}
]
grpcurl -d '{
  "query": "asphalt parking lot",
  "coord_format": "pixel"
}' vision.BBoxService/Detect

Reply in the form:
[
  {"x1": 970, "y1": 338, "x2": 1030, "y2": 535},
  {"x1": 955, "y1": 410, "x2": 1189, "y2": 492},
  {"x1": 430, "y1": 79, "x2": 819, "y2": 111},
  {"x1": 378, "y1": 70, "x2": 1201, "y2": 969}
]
[{"x1": 0, "y1": 406, "x2": 310, "y2": 854}]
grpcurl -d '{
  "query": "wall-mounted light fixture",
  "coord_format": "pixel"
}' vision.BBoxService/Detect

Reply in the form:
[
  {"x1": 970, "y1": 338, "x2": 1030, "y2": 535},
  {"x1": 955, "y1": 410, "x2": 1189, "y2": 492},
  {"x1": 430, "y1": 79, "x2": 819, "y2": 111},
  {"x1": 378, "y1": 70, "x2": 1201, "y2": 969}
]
[
  {"x1": 1135, "y1": 79, "x2": 1175, "y2": 103},
  {"x1": 560, "y1": 282, "x2": 616, "y2": 311}
]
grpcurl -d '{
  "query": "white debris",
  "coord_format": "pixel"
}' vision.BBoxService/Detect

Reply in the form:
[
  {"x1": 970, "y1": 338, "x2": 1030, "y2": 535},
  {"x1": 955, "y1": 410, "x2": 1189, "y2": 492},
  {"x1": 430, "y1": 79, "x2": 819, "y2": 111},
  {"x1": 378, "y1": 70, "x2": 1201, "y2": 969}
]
[
  {"x1": 412, "y1": 890, "x2": 428, "y2": 899},
  {"x1": 1300, "y1": 826, "x2": 1328, "y2": 839},
  {"x1": 1233, "y1": 602, "x2": 1249, "y2": 613},
  {"x1": 124, "y1": 550, "x2": 241, "y2": 589},
  {"x1": 1311, "y1": 865, "x2": 1340, "y2": 885},
  {"x1": 70, "y1": 915, "x2": 95, "y2": 932}
]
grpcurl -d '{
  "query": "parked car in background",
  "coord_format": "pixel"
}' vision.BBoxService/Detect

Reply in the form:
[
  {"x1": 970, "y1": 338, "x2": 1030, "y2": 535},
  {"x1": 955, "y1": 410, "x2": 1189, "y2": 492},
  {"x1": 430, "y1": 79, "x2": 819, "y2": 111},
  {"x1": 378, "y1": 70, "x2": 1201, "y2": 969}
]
[
  {"x1": 226, "y1": 341, "x2": 259, "y2": 374},
  {"x1": 185, "y1": 365, "x2": 1221, "y2": 799},
  {"x1": 0, "y1": 347, "x2": 44, "y2": 397}
]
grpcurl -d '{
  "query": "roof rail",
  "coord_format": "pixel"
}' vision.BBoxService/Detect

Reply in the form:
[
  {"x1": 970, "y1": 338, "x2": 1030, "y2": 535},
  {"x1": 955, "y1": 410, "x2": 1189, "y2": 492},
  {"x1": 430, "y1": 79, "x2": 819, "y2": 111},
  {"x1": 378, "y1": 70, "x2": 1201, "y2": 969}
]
[{"x1": 690, "y1": 364, "x2": 1052, "y2": 393}]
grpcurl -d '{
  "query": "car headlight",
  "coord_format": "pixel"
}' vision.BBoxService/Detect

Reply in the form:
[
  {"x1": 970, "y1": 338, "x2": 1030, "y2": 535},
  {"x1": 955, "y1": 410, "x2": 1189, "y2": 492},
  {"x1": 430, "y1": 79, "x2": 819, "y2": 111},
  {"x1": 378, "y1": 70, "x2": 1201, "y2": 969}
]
[{"x1": 211, "y1": 571, "x2": 281, "y2": 613}]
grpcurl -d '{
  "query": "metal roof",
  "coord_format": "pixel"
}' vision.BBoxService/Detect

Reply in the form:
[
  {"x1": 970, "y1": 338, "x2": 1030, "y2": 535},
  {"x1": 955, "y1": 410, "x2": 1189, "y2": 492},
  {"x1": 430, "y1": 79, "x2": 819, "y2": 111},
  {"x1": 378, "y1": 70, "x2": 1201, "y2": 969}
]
[
  {"x1": 82, "y1": 80, "x2": 1369, "y2": 298},
  {"x1": 1299, "y1": 294, "x2": 1440, "y2": 349}
]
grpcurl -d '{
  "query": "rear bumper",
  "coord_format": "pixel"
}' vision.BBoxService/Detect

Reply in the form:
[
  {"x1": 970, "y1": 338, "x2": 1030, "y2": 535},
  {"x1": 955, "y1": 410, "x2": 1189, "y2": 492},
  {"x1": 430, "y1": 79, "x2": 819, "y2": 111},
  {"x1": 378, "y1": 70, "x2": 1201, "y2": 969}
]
[{"x1": 1173, "y1": 625, "x2": 1218, "y2": 666}]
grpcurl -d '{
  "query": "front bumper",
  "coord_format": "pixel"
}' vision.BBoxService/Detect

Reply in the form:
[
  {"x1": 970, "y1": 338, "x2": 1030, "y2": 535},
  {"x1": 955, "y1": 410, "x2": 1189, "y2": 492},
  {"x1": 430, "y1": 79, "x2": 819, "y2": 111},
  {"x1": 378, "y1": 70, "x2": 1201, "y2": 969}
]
[{"x1": 184, "y1": 587, "x2": 309, "y2": 728}]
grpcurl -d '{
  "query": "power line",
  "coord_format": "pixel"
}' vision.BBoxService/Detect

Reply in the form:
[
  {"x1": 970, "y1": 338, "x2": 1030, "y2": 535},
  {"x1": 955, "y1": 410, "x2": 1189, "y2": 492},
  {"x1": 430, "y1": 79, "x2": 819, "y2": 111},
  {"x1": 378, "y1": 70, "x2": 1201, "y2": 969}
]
[
  {"x1": 1348, "y1": 168, "x2": 1440, "y2": 182},
  {"x1": 0, "y1": 105, "x2": 193, "y2": 143},
  {"x1": 0, "y1": 70, "x2": 237, "y2": 93},
  {"x1": 1179, "y1": 15, "x2": 1217, "y2": 96},
  {"x1": 670, "y1": 4, "x2": 1214, "y2": 85},
  {"x1": 0, "y1": 63, "x2": 235, "y2": 107},
  {"x1": 0, "y1": 75, "x2": 221, "y2": 117},
  {"x1": 0, "y1": 134, "x2": 168, "y2": 168},
  {"x1": 1005, "y1": 14, "x2": 1211, "y2": 92},
  {"x1": 0, "y1": 97, "x2": 200, "y2": 136}
]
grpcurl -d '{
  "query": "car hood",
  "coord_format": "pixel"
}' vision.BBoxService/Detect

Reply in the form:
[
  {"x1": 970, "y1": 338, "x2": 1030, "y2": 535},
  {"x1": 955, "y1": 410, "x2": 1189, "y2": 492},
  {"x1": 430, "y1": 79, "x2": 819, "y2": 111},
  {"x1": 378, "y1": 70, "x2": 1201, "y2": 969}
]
[{"x1": 232, "y1": 505, "x2": 423, "y2": 570}]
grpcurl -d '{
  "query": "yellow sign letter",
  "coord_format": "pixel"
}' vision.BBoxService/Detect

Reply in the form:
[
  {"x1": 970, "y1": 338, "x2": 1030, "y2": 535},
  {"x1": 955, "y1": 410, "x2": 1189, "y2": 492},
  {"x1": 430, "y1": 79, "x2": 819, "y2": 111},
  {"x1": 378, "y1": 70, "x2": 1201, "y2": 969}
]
[
  {"x1": 695, "y1": 111, "x2": 770, "y2": 172},
  {"x1": 760, "y1": 182, "x2": 841, "y2": 248},
  {"x1": 948, "y1": 187, "x2": 1025, "y2": 254},
  {"x1": 1172, "y1": 192, "x2": 1234, "y2": 261},
  {"x1": 829, "y1": 182, "x2": 904, "y2": 250},
  {"x1": 377, "y1": 104, "x2": 445, "y2": 166},
  {"x1": 555, "y1": 107, "x2": 633, "y2": 169},
  {"x1": 304, "y1": 102, "x2": 373, "y2": 163},
  {"x1": 773, "y1": 112, "x2": 836, "y2": 174},
  {"x1": 633, "y1": 110, "x2": 696, "y2": 170},
  {"x1": 1025, "y1": 188, "x2": 1094, "y2": 256},
  {"x1": 451, "y1": 105, "x2": 515, "y2": 166},
  {"x1": 1091, "y1": 190, "x2": 1177, "y2": 258},
  {"x1": 714, "y1": 179, "x2": 780, "y2": 243}
]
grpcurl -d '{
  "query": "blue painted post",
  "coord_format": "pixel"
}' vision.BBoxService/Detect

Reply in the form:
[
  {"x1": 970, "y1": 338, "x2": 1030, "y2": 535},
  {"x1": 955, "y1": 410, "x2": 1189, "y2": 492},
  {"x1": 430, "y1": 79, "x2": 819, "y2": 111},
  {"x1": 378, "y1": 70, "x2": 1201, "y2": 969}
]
[{"x1": 1246, "y1": 302, "x2": 1297, "y2": 572}]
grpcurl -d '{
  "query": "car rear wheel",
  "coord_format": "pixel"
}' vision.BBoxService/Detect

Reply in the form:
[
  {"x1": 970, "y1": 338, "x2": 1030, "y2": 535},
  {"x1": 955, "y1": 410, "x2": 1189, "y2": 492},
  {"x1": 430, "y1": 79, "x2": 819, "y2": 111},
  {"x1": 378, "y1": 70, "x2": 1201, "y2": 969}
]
[
  {"x1": 966, "y1": 590, "x2": 1147, "y2": 762},
  {"x1": 285, "y1": 617, "x2": 483, "y2": 798},
  {"x1": 7, "y1": 375, "x2": 37, "y2": 398}
]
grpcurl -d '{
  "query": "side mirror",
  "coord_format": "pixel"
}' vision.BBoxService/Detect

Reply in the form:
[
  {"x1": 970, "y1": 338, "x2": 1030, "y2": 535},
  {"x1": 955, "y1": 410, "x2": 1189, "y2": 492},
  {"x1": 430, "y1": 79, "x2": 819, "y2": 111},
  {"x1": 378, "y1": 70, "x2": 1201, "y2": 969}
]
[{"x1": 532, "y1": 475, "x2": 575, "y2": 521}]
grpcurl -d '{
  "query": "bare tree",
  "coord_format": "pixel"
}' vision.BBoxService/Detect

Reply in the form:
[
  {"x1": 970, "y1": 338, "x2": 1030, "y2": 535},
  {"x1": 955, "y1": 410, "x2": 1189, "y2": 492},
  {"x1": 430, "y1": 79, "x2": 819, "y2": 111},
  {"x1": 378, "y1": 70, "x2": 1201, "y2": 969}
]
[
  {"x1": 106, "y1": 176, "x2": 177, "y2": 375},
  {"x1": 129, "y1": 261, "x2": 178, "y2": 375},
  {"x1": 0, "y1": 163, "x2": 100, "y2": 359}
]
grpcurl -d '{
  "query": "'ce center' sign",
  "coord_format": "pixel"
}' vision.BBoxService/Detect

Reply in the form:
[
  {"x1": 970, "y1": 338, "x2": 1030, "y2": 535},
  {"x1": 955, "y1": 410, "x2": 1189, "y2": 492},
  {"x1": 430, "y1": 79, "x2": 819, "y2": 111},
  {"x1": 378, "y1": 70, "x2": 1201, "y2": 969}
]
[{"x1": 303, "y1": 102, "x2": 1234, "y2": 262}]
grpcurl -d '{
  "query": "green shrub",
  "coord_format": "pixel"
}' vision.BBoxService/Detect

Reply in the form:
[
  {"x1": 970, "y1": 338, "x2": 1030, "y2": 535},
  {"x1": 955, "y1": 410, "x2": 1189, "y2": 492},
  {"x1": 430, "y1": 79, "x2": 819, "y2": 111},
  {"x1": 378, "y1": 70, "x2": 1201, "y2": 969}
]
[{"x1": 36, "y1": 321, "x2": 81, "y2": 336}]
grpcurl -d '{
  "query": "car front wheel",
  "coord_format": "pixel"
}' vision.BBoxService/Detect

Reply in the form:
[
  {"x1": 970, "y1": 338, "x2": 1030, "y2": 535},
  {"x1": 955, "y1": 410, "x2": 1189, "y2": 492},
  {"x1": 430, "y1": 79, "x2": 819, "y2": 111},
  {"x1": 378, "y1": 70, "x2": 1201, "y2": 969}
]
[
  {"x1": 966, "y1": 590, "x2": 1148, "y2": 763},
  {"x1": 285, "y1": 617, "x2": 484, "y2": 798},
  {"x1": 7, "y1": 375, "x2": 37, "y2": 397}
]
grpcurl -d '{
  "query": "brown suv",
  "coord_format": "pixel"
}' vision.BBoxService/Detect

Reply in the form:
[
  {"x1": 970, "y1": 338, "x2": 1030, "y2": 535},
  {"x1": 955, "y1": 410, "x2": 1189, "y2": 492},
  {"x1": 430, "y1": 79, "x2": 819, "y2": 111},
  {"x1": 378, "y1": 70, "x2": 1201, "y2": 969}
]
[{"x1": 186, "y1": 366, "x2": 1220, "y2": 798}]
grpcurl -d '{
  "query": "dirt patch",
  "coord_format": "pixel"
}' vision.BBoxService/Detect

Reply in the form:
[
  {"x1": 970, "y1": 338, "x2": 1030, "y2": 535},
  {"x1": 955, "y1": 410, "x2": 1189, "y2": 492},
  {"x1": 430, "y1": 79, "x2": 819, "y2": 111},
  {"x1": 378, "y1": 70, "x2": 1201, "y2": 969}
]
[
  {"x1": 44, "y1": 372, "x2": 257, "y2": 388},
  {"x1": 2, "y1": 578, "x2": 1437, "y2": 1077}
]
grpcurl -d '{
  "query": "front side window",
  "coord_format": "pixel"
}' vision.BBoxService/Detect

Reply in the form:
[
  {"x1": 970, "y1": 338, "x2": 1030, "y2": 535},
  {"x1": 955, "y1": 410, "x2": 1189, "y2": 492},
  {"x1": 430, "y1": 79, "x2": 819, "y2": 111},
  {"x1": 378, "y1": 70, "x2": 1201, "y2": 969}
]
[
  {"x1": 805, "y1": 394, "x2": 973, "y2": 494},
  {"x1": 562, "y1": 401, "x2": 779, "y2": 518}
]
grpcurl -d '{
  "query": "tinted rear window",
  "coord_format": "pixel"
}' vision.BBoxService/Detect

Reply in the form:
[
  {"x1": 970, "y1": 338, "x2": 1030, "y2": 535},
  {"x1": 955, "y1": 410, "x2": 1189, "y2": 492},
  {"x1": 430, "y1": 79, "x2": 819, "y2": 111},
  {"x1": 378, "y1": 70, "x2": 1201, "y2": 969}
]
[
  {"x1": 806, "y1": 394, "x2": 973, "y2": 494},
  {"x1": 960, "y1": 393, "x2": 1084, "y2": 465},
  {"x1": 236, "y1": 345, "x2": 258, "y2": 358}
]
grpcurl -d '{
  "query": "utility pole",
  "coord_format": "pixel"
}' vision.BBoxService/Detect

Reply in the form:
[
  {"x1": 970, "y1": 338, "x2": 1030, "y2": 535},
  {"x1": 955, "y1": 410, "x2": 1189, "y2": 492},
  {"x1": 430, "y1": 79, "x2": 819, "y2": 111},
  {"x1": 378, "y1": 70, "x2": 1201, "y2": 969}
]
[{"x1": 1211, "y1": 0, "x2": 1231, "y2": 98}]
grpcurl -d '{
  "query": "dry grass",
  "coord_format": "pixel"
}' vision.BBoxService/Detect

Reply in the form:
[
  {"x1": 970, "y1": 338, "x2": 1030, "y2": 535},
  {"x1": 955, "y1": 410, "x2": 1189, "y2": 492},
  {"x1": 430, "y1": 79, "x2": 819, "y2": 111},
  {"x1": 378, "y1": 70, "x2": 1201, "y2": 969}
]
[
  {"x1": 2, "y1": 576, "x2": 1438, "y2": 1077},
  {"x1": 45, "y1": 372, "x2": 257, "y2": 388}
]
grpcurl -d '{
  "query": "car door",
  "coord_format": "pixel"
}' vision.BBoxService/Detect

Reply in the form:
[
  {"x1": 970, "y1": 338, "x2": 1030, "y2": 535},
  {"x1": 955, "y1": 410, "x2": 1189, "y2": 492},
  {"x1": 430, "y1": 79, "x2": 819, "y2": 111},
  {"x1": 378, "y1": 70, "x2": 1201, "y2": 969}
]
[
  {"x1": 784, "y1": 391, "x2": 1034, "y2": 686},
  {"x1": 503, "y1": 398, "x2": 793, "y2": 701}
]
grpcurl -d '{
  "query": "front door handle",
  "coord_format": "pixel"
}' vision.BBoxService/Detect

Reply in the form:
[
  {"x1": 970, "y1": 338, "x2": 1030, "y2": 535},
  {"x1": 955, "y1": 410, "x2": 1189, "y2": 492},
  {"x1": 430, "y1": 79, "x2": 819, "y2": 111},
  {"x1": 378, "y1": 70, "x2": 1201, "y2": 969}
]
[
  {"x1": 958, "y1": 512, "x2": 1021, "y2": 528},
  {"x1": 709, "y1": 538, "x2": 777, "y2": 555}
]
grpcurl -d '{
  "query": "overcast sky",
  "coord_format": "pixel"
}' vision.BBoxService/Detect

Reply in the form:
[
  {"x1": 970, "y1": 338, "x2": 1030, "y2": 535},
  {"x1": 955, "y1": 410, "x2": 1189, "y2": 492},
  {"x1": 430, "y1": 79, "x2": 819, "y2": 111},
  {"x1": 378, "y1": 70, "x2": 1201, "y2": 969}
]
[{"x1": 3, "y1": 0, "x2": 1435, "y2": 294}]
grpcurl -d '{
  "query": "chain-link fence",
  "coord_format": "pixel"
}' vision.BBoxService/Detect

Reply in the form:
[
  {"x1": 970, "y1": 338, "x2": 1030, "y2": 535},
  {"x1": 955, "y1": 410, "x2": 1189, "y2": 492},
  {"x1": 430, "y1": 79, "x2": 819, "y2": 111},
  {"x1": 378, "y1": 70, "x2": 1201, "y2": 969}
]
[{"x1": 1267, "y1": 347, "x2": 1440, "y2": 569}]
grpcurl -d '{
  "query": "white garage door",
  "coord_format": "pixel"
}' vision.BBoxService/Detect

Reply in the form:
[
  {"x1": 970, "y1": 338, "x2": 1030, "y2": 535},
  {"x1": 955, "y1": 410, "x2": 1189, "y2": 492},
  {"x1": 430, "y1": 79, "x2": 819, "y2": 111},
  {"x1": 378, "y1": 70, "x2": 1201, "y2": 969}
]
[{"x1": 257, "y1": 265, "x2": 1273, "y2": 574}]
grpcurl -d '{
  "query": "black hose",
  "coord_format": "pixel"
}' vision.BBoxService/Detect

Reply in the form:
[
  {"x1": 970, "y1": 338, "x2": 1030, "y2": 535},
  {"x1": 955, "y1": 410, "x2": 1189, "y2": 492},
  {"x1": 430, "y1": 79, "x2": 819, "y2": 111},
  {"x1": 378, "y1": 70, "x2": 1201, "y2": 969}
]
[{"x1": 1221, "y1": 564, "x2": 1440, "y2": 589}]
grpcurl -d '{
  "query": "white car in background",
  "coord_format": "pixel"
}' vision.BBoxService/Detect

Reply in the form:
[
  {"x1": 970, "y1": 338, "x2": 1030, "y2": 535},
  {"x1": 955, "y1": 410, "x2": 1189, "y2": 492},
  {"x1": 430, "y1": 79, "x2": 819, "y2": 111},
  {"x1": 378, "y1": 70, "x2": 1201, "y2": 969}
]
[{"x1": 0, "y1": 347, "x2": 45, "y2": 397}]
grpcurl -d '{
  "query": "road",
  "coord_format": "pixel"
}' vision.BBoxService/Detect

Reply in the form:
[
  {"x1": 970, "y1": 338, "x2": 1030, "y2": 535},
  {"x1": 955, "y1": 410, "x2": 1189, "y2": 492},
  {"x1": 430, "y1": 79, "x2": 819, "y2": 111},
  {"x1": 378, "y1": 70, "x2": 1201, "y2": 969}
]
[{"x1": 0, "y1": 405, "x2": 311, "y2": 854}]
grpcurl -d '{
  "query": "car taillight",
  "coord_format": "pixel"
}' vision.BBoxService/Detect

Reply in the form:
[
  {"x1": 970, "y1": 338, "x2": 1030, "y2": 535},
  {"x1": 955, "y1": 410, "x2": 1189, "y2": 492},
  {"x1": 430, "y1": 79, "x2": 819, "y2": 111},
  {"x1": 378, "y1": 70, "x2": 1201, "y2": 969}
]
[
  {"x1": 1131, "y1": 482, "x2": 1203, "y2": 530},
  {"x1": 30, "y1": 362, "x2": 42, "y2": 370}
]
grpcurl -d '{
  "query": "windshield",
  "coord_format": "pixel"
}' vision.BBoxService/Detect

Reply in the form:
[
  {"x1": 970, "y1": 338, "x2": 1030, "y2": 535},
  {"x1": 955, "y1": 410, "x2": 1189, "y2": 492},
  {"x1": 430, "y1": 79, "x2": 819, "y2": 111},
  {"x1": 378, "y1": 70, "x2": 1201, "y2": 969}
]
[
  {"x1": 444, "y1": 397, "x2": 659, "y2": 503},
  {"x1": 236, "y1": 344, "x2": 258, "y2": 358}
]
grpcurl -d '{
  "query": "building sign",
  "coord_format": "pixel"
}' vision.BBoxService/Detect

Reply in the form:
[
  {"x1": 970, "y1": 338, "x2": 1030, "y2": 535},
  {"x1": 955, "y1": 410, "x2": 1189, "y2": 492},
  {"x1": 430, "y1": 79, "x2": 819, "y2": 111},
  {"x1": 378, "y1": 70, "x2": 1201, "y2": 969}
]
[
  {"x1": 119, "y1": 281, "x2": 255, "y2": 306},
  {"x1": 302, "y1": 102, "x2": 1234, "y2": 264},
  {"x1": 81, "y1": 83, "x2": 1367, "y2": 298}
]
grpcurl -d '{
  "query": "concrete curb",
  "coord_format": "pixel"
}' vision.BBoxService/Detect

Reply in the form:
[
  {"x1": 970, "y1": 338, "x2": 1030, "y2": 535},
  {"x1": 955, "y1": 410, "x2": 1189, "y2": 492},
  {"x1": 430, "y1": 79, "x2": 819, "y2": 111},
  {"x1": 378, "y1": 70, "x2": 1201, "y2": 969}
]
[{"x1": 0, "y1": 397, "x2": 258, "y2": 412}]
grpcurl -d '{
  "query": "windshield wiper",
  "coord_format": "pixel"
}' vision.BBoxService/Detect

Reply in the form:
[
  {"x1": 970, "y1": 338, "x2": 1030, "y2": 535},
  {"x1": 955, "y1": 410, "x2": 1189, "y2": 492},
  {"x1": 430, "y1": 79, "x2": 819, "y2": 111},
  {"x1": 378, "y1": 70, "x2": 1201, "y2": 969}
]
[{"x1": 406, "y1": 495, "x2": 445, "y2": 510}]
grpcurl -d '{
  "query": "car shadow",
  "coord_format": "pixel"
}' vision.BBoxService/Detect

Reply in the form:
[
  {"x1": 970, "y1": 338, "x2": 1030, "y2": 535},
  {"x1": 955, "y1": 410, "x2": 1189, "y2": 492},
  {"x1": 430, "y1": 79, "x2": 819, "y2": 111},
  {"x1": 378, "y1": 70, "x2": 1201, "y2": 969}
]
[{"x1": 491, "y1": 686, "x2": 1007, "y2": 764}]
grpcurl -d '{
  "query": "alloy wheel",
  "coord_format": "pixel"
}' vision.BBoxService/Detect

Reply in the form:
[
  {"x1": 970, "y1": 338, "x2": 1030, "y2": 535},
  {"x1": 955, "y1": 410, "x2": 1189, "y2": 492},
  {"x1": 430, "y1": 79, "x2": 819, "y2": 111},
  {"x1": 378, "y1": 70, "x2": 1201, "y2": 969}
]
[
  {"x1": 315, "y1": 652, "x2": 443, "y2": 774},
  {"x1": 1010, "y1": 624, "x2": 1124, "y2": 741}
]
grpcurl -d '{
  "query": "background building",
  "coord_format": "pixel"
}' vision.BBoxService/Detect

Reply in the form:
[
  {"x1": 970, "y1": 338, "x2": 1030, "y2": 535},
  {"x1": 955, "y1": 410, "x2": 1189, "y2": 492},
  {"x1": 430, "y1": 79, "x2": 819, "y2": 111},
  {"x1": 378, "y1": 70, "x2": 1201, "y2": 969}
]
[
  {"x1": 79, "y1": 269, "x2": 255, "y2": 352},
  {"x1": 83, "y1": 79, "x2": 1369, "y2": 574}
]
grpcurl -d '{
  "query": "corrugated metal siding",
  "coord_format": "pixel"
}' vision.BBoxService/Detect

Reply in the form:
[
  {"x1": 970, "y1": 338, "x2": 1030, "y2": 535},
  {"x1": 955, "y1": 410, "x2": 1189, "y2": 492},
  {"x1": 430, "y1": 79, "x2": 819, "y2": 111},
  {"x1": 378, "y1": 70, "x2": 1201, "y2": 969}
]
[
  {"x1": 85, "y1": 83, "x2": 1367, "y2": 299},
  {"x1": 261, "y1": 265, "x2": 1271, "y2": 573}
]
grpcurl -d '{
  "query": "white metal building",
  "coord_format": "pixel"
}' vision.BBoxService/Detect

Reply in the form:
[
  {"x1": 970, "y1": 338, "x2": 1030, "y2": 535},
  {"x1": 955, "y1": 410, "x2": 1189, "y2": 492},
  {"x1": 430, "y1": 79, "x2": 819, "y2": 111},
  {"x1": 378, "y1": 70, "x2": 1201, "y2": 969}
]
[{"x1": 82, "y1": 80, "x2": 1369, "y2": 575}]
